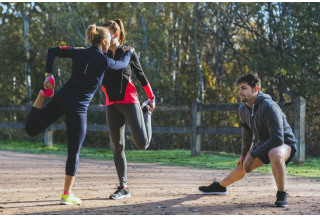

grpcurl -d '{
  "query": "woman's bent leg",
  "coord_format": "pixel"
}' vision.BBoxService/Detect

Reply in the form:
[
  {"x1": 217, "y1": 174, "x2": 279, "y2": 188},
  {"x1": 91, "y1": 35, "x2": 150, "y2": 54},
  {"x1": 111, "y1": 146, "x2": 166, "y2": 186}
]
[
  {"x1": 122, "y1": 104, "x2": 151, "y2": 150},
  {"x1": 25, "y1": 94, "x2": 63, "y2": 137}
]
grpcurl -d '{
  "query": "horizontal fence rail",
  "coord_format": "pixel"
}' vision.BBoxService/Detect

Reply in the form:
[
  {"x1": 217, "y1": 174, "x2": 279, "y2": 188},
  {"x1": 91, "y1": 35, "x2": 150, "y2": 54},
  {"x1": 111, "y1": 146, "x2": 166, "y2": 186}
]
[{"x1": 0, "y1": 97, "x2": 305, "y2": 163}]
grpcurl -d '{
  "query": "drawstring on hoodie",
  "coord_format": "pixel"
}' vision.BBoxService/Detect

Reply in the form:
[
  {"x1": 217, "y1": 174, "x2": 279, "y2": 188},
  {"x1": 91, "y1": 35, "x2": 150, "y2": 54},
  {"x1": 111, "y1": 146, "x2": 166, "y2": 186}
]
[
  {"x1": 251, "y1": 104, "x2": 255, "y2": 117},
  {"x1": 252, "y1": 102, "x2": 261, "y2": 144}
]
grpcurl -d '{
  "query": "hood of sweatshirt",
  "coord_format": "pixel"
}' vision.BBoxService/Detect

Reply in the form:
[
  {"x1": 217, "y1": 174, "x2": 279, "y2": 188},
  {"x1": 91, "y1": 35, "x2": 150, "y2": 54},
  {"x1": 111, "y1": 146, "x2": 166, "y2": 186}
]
[{"x1": 250, "y1": 92, "x2": 272, "y2": 116}]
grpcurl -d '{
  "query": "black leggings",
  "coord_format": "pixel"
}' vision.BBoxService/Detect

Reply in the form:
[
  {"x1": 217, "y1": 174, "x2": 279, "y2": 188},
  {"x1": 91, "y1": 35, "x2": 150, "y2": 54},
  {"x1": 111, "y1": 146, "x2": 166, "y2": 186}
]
[
  {"x1": 106, "y1": 103, "x2": 152, "y2": 185},
  {"x1": 25, "y1": 93, "x2": 87, "y2": 176}
]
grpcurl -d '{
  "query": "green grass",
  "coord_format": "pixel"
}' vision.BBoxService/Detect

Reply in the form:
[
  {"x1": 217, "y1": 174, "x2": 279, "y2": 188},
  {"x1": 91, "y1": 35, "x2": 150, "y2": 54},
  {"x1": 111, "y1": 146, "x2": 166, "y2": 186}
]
[{"x1": 0, "y1": 140, "x2": 319, "y2": 178}]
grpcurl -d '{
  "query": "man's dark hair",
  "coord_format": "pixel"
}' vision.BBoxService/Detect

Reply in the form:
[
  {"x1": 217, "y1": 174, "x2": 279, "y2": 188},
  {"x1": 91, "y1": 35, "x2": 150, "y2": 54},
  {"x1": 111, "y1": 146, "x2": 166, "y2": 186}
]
[{"x1": 236, "y1": 72, "x2": 261, "y2": 89}]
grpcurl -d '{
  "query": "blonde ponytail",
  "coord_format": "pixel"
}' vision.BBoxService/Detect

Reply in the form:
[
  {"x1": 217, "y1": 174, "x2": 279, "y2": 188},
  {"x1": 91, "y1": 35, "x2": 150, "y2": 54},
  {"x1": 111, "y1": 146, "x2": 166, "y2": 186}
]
[
  {"x1": 86, "y1": 24, "x2": 110, "y2": 47},
  {"x1": 86, "y1": 24, "x2": 97, "y2": 45}
]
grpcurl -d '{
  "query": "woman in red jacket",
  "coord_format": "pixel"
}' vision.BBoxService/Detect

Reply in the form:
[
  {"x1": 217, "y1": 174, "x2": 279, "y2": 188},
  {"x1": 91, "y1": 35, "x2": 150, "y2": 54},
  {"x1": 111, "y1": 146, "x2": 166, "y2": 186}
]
[{"x1": 102, "y1": 19, "x2": 155, "y2": 200}]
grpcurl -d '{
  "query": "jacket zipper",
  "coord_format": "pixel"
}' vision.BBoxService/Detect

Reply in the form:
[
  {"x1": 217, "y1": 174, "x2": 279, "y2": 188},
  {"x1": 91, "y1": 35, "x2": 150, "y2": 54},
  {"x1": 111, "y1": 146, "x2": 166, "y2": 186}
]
[
  {"x1": 252, "y1": 103, "x2": 261, "y2": 146},
  {"x1": 84, "y1": 63, "x2": 89, "y2": 75}
]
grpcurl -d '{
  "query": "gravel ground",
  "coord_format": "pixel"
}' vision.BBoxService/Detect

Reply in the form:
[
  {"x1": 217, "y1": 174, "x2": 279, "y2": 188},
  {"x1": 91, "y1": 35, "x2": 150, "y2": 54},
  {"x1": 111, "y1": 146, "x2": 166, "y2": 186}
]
[{"x1": 1, "y1": 150, "x2": 320, "y2": 215}]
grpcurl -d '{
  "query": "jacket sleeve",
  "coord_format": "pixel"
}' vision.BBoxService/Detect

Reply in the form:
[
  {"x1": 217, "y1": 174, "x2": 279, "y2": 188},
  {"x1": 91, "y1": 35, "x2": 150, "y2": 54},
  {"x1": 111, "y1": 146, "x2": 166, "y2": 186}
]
[
  {"x1": 130, "y1": 51, "x2": 154, "y2": 99},
  {"x1": 46, "y1": 46, "x2": 77, "y2": 74},
  {"x1": 106, "y1": 50, "x2": 132, "y2": 70},
  {"x1": 239, "y1": 108, "x2": 253, "y2": 158},
  {"x1": 250, "y1": 104, "x2": 284, "y2": 158}
]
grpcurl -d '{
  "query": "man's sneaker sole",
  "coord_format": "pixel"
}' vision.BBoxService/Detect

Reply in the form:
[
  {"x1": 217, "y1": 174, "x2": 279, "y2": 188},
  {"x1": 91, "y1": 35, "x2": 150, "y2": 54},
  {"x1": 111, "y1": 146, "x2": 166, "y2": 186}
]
[
  {"x1": 199, "y1": 190, "x2": 228, "y2": 195},
  {"x1": 110, "y1": 193, "x2": 131, "y2": 200},
  {"x1": 273, "y1": 203, "x2": 287, "y2": 207}
]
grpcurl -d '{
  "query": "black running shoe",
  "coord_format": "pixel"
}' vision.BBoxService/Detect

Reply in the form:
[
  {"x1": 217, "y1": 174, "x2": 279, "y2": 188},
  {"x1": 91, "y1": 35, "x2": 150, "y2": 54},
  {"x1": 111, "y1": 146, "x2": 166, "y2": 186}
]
[
  {"x1": 109, "y1": 186, "x2": 131, "y2": 200},
  {"x1": 274, "y1": 191, "x2": 288, "y2": 207},
  {"x1": 199, "y1": 181, "x2": 228, "y2": 195}
]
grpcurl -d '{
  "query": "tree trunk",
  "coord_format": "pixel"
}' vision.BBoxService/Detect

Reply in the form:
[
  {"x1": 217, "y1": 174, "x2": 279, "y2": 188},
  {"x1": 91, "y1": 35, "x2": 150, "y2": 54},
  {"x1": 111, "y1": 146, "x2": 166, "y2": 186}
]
[
  {"x1": 135, "y1": 3, "x2": 155, "y2": 78},
  {"x1": 192, "y1": 3, "x2": 204, "y2": 102},
  {"x1": 20, "y1": 5, "x2": 32, "y2": 103},
  {"x1": 67, "y1": 3, "x2": 85, "y2": 41}
]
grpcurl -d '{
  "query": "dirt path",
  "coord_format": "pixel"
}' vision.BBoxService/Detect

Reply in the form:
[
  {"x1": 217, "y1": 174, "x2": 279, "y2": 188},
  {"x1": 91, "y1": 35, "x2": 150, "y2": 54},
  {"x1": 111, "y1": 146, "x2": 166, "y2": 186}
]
[{"x1": 0, "y1": 150, "x2": 320, "y2": 215}]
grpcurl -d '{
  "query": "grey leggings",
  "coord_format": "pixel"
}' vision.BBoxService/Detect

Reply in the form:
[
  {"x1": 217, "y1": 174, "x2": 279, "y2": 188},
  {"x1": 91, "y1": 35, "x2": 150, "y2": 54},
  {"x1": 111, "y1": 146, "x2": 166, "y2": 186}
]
[{"x1": 106, "y1": 103, "x2": 152, "y2": 185}]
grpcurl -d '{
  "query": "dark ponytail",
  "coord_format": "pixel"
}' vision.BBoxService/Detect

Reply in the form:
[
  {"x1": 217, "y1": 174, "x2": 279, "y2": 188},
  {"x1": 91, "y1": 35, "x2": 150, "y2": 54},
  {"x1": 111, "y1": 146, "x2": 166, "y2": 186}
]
[
  {"x1": 102, "y1": 19, "x2": 126, "y2": 44},
  {"x1": 114, "y1": 19, "x2": 125, "y2": 45}
]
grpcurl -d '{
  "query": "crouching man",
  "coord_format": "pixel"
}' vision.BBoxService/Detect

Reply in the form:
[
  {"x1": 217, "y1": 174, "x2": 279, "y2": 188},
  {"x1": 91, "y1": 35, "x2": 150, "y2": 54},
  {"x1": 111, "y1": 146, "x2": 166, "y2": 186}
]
[{"x1": 199, "y1": 73, "x2": 297, "y2": 207}]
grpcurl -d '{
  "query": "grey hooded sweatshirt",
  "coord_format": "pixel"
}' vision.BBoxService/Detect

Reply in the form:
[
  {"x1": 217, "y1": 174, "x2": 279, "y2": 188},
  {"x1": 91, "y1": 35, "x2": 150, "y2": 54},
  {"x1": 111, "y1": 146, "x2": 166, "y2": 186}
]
[{"x1": 239, "y1": 92, "x2": 297, "y2": 159}]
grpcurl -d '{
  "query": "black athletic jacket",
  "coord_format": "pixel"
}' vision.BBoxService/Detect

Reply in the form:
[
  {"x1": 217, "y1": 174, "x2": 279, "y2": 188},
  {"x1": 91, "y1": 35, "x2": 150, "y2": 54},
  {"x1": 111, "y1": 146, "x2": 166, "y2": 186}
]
[{"x1": 46, "y1": 46, "x2": 132, "y2": 107}]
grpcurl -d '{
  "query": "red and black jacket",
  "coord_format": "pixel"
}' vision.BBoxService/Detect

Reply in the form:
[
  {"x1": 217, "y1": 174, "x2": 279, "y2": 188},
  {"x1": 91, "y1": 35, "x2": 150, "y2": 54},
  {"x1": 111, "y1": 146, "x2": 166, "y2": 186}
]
[{"x1": 102, "y1": 45, "x2": 154, "y2": 106}]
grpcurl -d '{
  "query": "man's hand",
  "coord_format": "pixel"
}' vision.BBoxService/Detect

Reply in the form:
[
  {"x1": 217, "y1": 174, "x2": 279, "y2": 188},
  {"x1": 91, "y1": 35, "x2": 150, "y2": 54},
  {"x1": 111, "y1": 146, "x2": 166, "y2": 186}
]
[
  {"x1": 244, "y1": 154, "x2": 255, "y2": 173},
  {"x1": 237, "y1": 155, "x2": 244, "y2": 168}
]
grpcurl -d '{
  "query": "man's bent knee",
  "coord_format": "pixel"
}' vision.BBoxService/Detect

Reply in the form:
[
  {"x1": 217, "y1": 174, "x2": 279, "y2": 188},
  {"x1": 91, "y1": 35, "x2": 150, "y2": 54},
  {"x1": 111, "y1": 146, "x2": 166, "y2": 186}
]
[{"x1": 268, "y1": 149, "x2": 286, "y2": 163}]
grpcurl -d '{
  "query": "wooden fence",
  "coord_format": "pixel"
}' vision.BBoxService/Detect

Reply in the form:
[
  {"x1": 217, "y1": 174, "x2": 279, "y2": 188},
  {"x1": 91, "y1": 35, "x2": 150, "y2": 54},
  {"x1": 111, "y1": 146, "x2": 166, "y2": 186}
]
[{"x1": 0, "y1": 97, "x2": 306, "y2": 163}]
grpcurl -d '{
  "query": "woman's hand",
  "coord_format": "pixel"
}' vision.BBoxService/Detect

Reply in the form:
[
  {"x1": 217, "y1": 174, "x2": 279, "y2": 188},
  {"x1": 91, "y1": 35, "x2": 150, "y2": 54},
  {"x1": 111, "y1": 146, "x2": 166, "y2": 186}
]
[
  {"x1": 44, "y1": 75, "x2": 54, "y2": 89},
  {"x1": 149, "y1": 97, "x2": 155, "y2": 110},
  {"x1": 122, "y1": 46, "x2": 135, "y2": 52}
]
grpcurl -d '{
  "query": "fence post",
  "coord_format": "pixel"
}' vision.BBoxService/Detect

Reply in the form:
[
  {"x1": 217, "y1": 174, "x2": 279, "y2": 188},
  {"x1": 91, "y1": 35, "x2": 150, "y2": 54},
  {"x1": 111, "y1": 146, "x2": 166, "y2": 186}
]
[
  {"x1": 293, "y1": 96, "x2": 306, "y2": 164},
  {"x1": 44, "y1": 127, "x2": 53, "y2": 147},
  {"x1": 191, "y1": 101, "x2": 201, "y2": 156}
]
